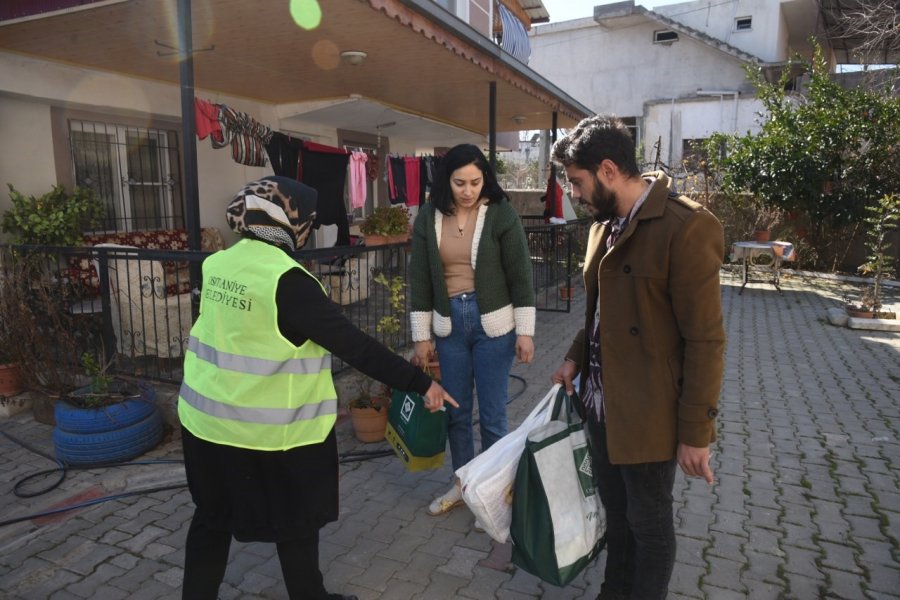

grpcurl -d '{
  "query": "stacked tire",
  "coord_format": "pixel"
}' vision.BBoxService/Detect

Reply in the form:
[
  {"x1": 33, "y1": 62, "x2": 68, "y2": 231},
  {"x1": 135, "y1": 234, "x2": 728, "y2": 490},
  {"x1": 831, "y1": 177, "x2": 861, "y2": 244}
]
[{"x1": 53, "y1": 383, "x2": 164, "y2": 466}]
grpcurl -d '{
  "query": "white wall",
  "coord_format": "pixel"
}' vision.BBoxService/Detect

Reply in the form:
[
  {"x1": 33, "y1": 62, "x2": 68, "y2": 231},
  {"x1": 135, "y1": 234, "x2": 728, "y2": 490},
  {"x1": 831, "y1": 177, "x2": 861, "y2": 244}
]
[
  {"x1": 530, "y1": 19, "x2": 753, "y2": 120},
  {"x1": 643, "y1": 96, "x2": 764, "y2": 166},
  {"x1": 653, "y1": 0, "x2": 788, "y2": 62},
  {"x1": 0, "y1": 96, "x2": 56, "y2": 199},
  {"x1": 0, "y1": 51, "x2": 271, "y2": 244}
]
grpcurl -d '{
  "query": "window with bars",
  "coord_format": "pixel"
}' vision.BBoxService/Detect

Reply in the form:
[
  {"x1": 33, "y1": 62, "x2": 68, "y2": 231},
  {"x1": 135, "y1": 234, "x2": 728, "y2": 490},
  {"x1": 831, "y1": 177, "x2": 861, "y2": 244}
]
[{"x1": 69, "y1": 120, "x2": 184, "y2": 233}]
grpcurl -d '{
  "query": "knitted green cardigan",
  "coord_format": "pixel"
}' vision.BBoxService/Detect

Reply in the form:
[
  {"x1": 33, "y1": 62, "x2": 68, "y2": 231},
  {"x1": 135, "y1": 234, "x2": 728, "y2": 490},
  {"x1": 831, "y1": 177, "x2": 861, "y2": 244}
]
[{"x1": 409, "y1": 201, "x2": 536, "y2": 341}]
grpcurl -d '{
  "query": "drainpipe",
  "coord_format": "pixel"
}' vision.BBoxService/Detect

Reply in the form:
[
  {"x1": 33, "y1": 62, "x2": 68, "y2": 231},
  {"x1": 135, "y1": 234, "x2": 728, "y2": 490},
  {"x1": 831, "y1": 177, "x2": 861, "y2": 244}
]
[{"x1": 697, "y1": 90, "x2": 740, "y2": 133}]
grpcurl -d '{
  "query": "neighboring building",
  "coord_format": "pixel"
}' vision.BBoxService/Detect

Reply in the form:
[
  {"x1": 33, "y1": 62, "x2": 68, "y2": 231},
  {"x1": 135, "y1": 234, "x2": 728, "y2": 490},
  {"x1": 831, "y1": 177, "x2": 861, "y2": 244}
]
[
  {"x1": 0, "y1": 0, "x2": 587, "y2": 247},
  {"x1": 528, "y1": 0, "x2": 834, "y2": 174}
]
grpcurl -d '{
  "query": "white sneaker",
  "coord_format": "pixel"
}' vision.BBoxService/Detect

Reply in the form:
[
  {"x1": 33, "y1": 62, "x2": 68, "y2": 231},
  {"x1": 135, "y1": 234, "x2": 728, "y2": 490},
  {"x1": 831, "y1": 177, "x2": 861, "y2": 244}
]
[
  {"x1": 474, "y1": 519, "x2": 485, "y2": 533},
  {"x1": 427, "y1": 484, "x2": 463, "y2": 516}
]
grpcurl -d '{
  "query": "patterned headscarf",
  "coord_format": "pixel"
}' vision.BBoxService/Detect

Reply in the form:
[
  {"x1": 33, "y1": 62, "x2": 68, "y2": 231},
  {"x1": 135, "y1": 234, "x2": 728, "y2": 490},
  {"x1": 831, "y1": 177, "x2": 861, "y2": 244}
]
[{"x1": 226, "y1": 176, "x2": 317, "y2": 252}]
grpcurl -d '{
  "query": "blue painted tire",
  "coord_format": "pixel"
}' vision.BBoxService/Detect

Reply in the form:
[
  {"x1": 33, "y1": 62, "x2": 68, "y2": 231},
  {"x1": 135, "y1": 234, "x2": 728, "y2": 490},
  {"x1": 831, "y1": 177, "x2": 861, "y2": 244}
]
[
  {"x1": 53, "y1": 409, "x2": 164, "y2": 466},
  {"x1": 54, "y1": 382, "x2": 157, "y2": 434}
]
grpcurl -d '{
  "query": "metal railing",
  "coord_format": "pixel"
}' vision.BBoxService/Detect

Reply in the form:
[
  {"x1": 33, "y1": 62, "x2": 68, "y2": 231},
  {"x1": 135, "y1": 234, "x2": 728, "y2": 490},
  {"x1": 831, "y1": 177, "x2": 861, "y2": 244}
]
[{"x1": 0, "y1": 218, "x2": 590, "y2": 385}]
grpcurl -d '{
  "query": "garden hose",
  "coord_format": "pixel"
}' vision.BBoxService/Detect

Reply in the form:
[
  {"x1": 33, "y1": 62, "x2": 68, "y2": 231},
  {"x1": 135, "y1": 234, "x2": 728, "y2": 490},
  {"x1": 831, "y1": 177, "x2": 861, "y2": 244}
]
[{"x1": 0, "y1": 373, "x2": 530, "y2": 527}]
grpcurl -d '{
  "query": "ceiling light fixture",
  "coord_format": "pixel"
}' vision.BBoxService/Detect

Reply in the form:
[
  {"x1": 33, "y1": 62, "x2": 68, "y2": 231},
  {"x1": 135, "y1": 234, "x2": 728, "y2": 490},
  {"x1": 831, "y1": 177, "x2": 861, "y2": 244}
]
[
  {"x1": 340, "y1": 50, "x2": 368, "y2": 66},
  {"x1": 511, "y1": 115, "x2": 527, "y2": 125}
]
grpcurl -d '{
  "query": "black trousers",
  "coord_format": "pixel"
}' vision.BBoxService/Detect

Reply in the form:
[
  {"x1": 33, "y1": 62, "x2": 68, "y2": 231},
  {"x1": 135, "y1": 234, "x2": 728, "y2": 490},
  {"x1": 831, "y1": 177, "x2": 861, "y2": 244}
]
[
  {"x1": 182, "y1": 515, "x2": 329, "y2": 600},
  {"x1": 587, "y1": 419, "x2": 677, "y2": 600}
]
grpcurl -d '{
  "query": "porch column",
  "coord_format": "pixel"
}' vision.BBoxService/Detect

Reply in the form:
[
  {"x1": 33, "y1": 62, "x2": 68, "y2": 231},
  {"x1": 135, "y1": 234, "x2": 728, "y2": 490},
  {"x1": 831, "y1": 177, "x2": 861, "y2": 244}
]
[
  {"x1": 178, "y1": 0, "x2": 201, "y2": 253},
  {"x1": 489, "y1": 81, "x2": 497, "y2": 169}
]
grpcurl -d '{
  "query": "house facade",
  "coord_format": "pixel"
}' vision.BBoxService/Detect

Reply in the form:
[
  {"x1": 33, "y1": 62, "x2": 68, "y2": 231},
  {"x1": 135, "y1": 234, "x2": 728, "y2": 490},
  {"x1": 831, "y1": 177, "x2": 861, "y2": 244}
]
[
  {"x1": 528, "y1": 0, "x2": 828, "y2": 173},
  {"x1": 0, "y1": 0, "x2": 588, "y2": 248}
]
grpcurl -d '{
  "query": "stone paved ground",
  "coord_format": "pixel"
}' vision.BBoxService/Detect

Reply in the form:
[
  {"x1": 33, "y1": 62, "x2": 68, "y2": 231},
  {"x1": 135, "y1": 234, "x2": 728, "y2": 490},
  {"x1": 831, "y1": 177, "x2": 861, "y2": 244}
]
[{"x1": 0, "y1": 269, "x2": 898, "y2": 599}]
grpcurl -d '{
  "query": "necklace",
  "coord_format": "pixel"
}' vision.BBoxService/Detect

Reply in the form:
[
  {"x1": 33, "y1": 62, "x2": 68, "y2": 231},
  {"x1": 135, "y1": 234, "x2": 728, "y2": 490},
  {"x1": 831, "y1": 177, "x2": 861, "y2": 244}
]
[{"x1": 455, "y1": 212, "x2": 469, "y2": 237}]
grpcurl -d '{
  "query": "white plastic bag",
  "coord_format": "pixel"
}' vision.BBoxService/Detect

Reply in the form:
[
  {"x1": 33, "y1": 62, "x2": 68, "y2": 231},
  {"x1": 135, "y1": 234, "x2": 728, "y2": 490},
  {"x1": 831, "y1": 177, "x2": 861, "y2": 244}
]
[{"x1": 454, "y1": 384, "x2": 559, "y2": 543}]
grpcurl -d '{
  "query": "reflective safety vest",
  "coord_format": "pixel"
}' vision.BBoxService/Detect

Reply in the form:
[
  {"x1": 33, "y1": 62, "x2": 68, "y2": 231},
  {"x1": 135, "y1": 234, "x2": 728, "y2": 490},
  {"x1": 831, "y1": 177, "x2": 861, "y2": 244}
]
[{"x1": 178, "y1": 238, "x2": 337, "y2": 450}]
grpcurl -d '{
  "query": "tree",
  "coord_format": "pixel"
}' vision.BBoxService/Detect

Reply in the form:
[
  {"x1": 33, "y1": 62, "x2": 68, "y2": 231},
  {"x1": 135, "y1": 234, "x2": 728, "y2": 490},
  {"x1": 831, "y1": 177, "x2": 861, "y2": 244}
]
[{"x1": 706, "y1": 44, "x2": 900, "y2": 270}]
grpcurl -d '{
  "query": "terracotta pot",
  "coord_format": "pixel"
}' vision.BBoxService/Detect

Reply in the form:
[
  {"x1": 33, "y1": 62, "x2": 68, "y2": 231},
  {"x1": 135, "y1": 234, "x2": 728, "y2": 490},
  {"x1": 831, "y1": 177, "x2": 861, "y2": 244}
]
[
  {"x1": 846, "y1": 307, "x2": 875, "y2": 319},
  {"x1": 350, "y1": 404, "x2": 389, "y2": 442},
  {"x1": 0, "y1": 363, "x2": 23, "y2": 398},
  {"x1": 753, "y1": 229, "x2": 771, "y2": 243},
  {"x1": 387, "y1": 233, "x2": 410, "y2": 245},
  {"x1": 363, "y1": 234, "x2": 389, "y2": 247},
  {"x1": 559, "y1": 286, "x2": 576, "y2": 300}
]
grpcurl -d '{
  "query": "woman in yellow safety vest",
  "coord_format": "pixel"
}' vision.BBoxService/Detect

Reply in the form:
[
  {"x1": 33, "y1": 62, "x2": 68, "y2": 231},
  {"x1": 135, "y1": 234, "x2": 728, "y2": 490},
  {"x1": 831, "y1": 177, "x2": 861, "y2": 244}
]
[{"x1": 179, "y1": 176, "x2": 456, "y2": 600}]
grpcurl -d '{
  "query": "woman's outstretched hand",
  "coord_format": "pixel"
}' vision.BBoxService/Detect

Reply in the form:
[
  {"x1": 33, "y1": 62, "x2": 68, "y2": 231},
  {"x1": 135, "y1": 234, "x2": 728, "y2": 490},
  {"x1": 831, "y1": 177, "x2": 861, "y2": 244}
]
[{"x1": 423, "y1": 381, "x2": 457, "y2": 412}]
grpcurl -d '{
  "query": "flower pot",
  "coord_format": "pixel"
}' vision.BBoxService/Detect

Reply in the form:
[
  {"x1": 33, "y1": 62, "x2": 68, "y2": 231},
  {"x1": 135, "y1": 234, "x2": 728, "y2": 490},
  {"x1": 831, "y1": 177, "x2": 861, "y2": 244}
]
[
  {"x1": 350, "y1": 405, "x2": 389, "y2": 442},
  {"x1": 559, "y1": 285, "x2": 576, "y2": 300},
  {"x1": 363, "y1": 234, "x2": 389, "y2": 247},
  {"x1": 0, "y1": 362, "x2": 23, "y2": 398},
  {"x1": 846, "y1": 307, "x2": 875, "y2": 319},
  {"x1": 387, "y1": 233, "x2": 410, "y2": 245},
  {"x1": 52, "y1": 382, "x2": 162, "y2": 465},
  {"x1": 753, "y1": 229, "x2": 770, "y2": 243}
]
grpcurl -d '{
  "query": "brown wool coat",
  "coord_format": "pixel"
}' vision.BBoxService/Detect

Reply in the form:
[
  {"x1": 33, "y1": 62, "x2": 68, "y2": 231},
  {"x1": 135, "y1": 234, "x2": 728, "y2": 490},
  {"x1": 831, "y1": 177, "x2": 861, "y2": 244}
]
[{"x1": 566, "y1": 174, "x2": 726, "y2": 464}]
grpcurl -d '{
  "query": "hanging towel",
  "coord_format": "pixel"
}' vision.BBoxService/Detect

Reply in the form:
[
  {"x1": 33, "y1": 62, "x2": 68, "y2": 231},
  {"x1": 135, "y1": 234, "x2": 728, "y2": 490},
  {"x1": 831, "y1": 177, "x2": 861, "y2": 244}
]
[
  {"x1": 301, "y1": 143, "x2": 351, "y2": 246},
  {"x1": 349, "y1": 152, "x2": 368, "y2": 210},
  {"x1": 216, "y1": 104, "x2": 274, "y2": 167},
  {"x1": 404, "y1": 156, "x2": 421, "y2": 207},
  {"x1": 194, "y1": 98, "x2": 223, "y2": 143},
  {"x1": 389, "y1": 156, "x2": 407, "y2": 205},
  {"x1": 265, "y1": 132, "x2": 303, "y2": 178},
  {"x1": 364, "y1": 150, "x2": 379, "y2": 181}
]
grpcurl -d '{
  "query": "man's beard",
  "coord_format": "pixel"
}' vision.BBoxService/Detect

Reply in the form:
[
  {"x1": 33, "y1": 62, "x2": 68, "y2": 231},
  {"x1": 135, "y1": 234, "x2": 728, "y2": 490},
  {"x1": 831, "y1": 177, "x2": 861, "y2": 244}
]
[{"x1": 589, "y1": 175, "x2": 618, "y2": 222}]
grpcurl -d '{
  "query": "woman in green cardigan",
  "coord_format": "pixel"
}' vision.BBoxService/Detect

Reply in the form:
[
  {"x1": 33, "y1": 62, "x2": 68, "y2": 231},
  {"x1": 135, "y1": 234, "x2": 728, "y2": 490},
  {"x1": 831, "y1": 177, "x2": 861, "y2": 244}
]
[{"x1": 409, "y1": 144, "x2": 536, "y2": 521}]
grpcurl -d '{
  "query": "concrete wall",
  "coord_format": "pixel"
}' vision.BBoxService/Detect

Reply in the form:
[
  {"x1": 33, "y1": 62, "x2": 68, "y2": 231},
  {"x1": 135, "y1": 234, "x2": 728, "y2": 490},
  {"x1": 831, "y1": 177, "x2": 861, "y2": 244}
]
[
  {"x1": 643, "y1": 96, "x2": 765, "y2": 165},
  {"x1": 529, "y1": 19, "x2": 754, "y2": 121},
  {"x1": 529, "y1": 16, "x2": 758, "y2": 165},
  {"x1": 654, "y1": 0, "x2": 788, "y2": 62}
]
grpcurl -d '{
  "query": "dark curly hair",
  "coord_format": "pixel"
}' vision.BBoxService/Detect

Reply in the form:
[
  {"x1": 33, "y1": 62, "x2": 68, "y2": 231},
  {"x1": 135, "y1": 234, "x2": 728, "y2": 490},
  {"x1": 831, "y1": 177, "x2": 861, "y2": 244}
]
[
  {"x1": 430, "y1": 144, "x2": 508, "y2": 215},
  {"x1": 551, "y1": 115, "x2": 640, "y2": 178}
]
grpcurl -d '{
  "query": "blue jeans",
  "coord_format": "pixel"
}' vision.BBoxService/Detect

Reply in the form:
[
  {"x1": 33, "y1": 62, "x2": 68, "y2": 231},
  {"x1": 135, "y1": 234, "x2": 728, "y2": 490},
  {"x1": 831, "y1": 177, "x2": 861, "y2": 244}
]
[
  {"x1": 588, "y1": 419, "x2": 677, "y2": 600},
  {"x1": 435, "y1": 292, "x2": 516, "y2": 471}
]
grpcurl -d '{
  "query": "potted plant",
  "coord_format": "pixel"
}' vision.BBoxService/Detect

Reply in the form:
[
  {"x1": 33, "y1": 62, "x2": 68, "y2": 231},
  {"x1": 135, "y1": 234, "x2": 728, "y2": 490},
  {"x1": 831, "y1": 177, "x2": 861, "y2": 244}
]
[
  {"x1": 347, "y1": 378, "x2": 391, "y2": 443},
  {"x1": 0, "y1": 290, "x2": 24, "y2": 400},
  {"x1": 52, "y1": 352, "x2": 163, "y2": 465},
  {"x1": 360, "y1": 205, "x2": 411, "y2": 246},
  {"x1": 848, "y1": 193, "x2": 900, "y2": 320},
  {"x1": 752, "y1": 202, "x2": 782, "y2": 243}
]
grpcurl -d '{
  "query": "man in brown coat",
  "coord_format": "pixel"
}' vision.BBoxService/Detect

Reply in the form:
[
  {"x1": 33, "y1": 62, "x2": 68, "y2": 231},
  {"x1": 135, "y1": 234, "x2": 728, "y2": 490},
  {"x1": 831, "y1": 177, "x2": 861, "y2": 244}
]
[{"x1": 551, "y1": 116, "x2": 725, "y2": 600}]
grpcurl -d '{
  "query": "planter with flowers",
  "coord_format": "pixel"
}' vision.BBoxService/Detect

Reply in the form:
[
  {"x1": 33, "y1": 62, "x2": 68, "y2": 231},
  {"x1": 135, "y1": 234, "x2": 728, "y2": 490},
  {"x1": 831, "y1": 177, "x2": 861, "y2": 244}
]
[{"x1": 360, "y1": 205, "x2": 411, "y2": 246}]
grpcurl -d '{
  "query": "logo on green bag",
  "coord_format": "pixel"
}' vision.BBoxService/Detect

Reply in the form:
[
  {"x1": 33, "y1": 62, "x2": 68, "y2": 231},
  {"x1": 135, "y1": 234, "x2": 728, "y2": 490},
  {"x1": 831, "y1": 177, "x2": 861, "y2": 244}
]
[
  {"x1": 400, "y1": 395, "x2": 415, "y2": 423},
  {"x1": 575, "y1": 445, "x2": 595, "y2": 498}
]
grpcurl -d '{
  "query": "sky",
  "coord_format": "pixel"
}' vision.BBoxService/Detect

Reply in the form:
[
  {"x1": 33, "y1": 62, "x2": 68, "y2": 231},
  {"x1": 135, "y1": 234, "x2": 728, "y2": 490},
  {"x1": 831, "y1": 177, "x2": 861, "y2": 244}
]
[{"x1": 540, "y1": 0, "x2": 686, "y2": 23}]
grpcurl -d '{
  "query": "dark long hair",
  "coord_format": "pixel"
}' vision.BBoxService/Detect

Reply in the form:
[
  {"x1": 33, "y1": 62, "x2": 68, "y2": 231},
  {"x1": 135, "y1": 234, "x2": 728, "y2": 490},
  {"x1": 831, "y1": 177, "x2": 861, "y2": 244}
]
[{"x1": 430, "y1": 144, "x2": 508, "y2": 215}]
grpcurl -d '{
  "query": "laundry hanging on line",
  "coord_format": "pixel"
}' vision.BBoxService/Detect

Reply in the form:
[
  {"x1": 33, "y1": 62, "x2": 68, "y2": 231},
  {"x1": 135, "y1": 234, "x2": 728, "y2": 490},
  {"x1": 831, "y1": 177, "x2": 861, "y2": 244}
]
[{"x1": 193, "y1": 98, "x2": 273, "y2": 167}]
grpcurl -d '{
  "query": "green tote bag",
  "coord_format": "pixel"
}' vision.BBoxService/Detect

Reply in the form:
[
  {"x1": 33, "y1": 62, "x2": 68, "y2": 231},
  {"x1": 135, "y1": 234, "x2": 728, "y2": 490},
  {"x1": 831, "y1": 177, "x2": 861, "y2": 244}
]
[{"x1": 510, "y1": 388, "x2": 605, "y2": 586}]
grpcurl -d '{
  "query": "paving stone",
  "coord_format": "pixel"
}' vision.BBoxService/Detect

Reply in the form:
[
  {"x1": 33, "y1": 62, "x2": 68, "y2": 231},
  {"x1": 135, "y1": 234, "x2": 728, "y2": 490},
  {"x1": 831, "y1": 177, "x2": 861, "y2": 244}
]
[
  {"x1": 457, "y1": 565, "x2": 514, "y2": 599},
  {"x1": 349, "y1": 554, "x2": 407, "y2": 592},
  {"x1": 668, "y1": 562, "x2": 706, "y2": 598},
  {"x1": 417, "y1": 570, "x2": 468, "y2": 599},
  {"x1": 706, "y1": 530, "x2": 748, "y2": 564},
  {"x1": 702, "y1": 556, "x2": 746, "y2": 592},
  {"x1": 377, "y1": 579, "x2": 428, "y2": 599}
]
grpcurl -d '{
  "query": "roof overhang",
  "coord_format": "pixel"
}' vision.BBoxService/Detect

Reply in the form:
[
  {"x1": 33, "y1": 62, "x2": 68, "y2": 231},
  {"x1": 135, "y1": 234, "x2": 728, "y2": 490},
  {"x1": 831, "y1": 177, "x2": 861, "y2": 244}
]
[{"x1": 0, "y1": 0, "x2": 590, "y2": 135}]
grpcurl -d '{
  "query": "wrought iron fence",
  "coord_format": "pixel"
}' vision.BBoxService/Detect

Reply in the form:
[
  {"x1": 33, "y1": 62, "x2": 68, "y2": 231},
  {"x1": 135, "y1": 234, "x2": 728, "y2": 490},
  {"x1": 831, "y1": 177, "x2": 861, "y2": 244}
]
[{"x1": 0, "y1": 218, "x2": 590, "y2": 385}]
